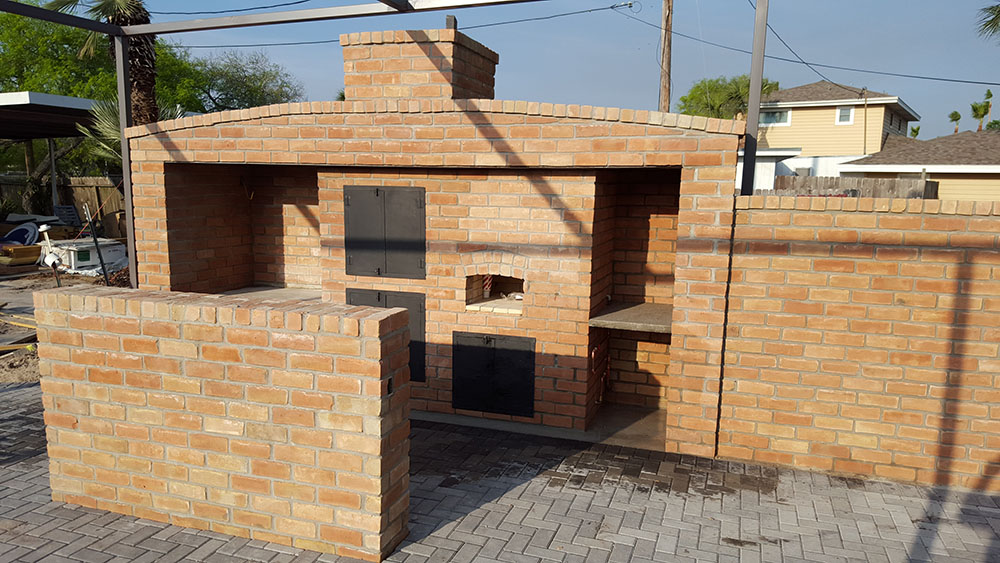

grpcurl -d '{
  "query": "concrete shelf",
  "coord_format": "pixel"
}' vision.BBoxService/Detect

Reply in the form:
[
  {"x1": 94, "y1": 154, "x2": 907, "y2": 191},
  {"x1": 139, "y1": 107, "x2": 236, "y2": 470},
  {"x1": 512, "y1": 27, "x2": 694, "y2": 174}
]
[{"x1": 589, "y1": 302, "x2": 673, "y2": 334}]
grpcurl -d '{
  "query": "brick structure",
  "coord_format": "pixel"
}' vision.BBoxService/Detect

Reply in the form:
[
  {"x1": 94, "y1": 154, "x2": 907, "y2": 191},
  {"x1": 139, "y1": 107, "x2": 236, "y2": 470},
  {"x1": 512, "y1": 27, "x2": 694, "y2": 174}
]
[
  {"x1": 343, "y1": 30, "x2": 499, "y2": 101},
  {"x1": 124, "y1": 28, "x2": 742, "y2": 434},
  {"x1": 97, "y1": 24, "x2": 1000, "y2": 494},
  {"x1": 35, "y1": 286, "x2": 410, "y2": 561},
  {"x1": 716, "y1": 197, "x2": 1000, "y2": 490}
]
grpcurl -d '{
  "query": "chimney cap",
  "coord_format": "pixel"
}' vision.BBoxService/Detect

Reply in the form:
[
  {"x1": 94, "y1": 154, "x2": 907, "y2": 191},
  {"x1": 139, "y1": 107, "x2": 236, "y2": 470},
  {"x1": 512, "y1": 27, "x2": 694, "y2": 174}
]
[{"x1": 446, "y1": 14, "x2": 458, "y2": 30}]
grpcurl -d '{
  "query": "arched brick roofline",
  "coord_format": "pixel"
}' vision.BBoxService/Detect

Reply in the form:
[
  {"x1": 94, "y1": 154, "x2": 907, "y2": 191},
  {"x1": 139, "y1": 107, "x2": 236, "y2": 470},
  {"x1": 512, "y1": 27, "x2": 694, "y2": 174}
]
[{"x1": 125, "y1": 98, "x2": 745, "y2": 140}]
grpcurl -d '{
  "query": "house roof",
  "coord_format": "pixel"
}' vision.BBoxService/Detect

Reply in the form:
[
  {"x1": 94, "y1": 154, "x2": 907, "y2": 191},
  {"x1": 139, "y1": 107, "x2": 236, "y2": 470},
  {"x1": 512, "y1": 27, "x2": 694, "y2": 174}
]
[
  {"x1": 846, "y1": 131, "x2": 1000, "y2": 167},
  {"x1": 761, "y1": 81, "x2": 920, "y2": 121},
  {"x1": 0, "y1": 91, "x2": 95, "y2": 139},
  {"x1": 763, "y1": 82, "x2": 890, "y2": 103}
]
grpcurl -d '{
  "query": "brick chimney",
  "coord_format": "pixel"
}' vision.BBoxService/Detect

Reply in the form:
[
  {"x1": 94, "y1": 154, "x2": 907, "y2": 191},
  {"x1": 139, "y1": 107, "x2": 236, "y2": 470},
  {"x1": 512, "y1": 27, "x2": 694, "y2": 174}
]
[{"x1": 340, "y1": 29, "x2": 499, "y2": 100}]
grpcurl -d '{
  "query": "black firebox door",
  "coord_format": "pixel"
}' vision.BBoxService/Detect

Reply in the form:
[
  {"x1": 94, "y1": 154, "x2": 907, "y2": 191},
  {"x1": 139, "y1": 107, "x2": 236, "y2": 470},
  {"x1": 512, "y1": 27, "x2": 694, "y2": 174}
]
[{"x1": 452, "y1": 332, "x2": 535, "y2": 417}]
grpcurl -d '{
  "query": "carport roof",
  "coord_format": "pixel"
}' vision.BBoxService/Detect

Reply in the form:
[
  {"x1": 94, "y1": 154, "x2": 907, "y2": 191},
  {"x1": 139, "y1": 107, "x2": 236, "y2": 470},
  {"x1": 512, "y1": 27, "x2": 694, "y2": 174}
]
[{"x1": 0, "y1": 91, "x2": 95, "y2": 139}]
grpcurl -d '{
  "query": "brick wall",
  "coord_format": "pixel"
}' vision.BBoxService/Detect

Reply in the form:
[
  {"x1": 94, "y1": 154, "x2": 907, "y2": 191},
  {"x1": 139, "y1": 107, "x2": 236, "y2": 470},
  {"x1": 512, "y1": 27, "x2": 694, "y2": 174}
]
[
  {"x1": 342, "y1": 30, "x2": 499, "y2": 101},
  {"x1": 248, "y1": 167, "x2": 322, "y2": 288},
  {"x1": 127, "y1": 100, "x2": 742, "y2": 432},
  {"x1": 318, "y1": 169, "x2": 597, "y2": 430},
  {"x1": 719, "y1": 196, "x2": 1000, "y2": 490},
  {"x1": 35, "y1": 286, "x2": 411, "y2": 561},
  {"x1": 157, "y1": 164, "x2": 253, "y2": 293}
]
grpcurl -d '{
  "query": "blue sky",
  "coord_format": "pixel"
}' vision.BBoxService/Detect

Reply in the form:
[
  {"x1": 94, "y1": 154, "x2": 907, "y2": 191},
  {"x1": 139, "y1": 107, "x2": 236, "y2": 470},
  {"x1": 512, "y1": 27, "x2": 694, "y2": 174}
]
[{"x1": 142, "y1": 0, "x2": 1000, "y2": 139}]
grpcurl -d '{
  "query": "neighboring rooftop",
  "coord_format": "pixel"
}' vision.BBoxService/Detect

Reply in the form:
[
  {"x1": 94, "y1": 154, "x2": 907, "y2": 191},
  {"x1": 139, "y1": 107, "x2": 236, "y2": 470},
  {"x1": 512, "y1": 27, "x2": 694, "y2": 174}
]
[
  {"x1": 762, "y1": 81, "x2": 920, "y2": 121},
  {"x1": 846, "y1": 131, "x2": 1000, "y2": 166},
  {"x1": 763, "y1": 81, "x2": 890, "y2": 103},
  {"x1": 0, "y1": 92, "x2": 95, "y2": 139}
]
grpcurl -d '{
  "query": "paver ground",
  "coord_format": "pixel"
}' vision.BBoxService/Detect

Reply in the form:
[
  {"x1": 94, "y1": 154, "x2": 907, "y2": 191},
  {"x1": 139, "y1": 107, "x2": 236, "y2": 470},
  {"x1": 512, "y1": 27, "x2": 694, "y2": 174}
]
[{"x1": 2, "y1": 383, "x2": 999, "y2": 562}]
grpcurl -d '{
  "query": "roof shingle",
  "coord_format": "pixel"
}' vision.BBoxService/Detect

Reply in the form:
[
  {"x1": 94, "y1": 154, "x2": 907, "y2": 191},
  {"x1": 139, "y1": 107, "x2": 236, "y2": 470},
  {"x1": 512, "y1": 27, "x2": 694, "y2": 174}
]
[
  {"x1": 847, "y1": 131, "x2": 1000, "y2": 166},
  {"x1": 763, "y1": 81, "x2": 890, "y2": 103}
]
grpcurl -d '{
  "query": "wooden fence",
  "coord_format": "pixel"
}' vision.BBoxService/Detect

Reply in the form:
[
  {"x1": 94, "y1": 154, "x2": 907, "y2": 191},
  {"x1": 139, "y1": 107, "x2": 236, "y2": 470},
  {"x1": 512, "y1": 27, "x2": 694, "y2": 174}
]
[{"x1": 772, "y1": 176, "x2": 938, "y2": 199}]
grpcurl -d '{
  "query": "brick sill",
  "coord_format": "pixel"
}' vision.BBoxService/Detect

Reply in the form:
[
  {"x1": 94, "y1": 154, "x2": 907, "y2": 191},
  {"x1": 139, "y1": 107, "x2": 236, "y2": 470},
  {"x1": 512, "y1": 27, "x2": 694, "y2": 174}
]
[{"x1": 466, "y1": 297, "x2": 523, "y2": 315}]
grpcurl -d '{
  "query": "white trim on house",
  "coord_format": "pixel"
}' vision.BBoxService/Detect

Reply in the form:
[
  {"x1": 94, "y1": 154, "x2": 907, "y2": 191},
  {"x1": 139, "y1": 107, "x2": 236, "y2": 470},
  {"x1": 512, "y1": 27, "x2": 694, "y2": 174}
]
[
  {"x1": 761, "y1": 96, "x2": 921, "y2": 121},
  {"x1": 839, "y1": 164, "x2": 1000, "y2": 174},
  {"x1": 835, "y1": 106, "x2": 854, "y2": 126}
]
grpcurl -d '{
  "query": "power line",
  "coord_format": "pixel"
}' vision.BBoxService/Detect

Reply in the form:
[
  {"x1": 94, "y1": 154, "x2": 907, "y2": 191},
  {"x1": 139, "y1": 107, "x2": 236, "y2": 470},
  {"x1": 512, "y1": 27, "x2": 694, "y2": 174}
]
[
  {"x1": 462, "y1": 2, "x2": 627, "y2": 30},
  {"x1": 179, "y1": 2, "x2": 628, "y2": 49},
  {"x1": 149, "y1": 0, "x2": 313, "y2": 16},
  {"x1": 612, "y1": 7, "x2": 1000, "y2": 87}
]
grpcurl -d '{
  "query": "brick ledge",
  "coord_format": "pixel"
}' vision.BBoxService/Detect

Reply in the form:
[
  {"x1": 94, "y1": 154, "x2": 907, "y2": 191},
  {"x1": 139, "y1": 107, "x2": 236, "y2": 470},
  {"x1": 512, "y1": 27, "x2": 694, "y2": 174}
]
[
  {"x1": 737, "y1": 195, "x2": 1000, "y2": 216},
  {"x1": 125, "y1": 99, "x2": 745, "y2": 139}
]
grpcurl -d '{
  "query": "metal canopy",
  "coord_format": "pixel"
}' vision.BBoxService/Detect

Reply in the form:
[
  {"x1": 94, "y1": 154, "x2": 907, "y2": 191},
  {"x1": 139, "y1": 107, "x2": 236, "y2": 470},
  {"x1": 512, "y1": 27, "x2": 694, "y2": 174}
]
[{"x1": 0, "y1": 92, "x2": 95, "y2": 139}]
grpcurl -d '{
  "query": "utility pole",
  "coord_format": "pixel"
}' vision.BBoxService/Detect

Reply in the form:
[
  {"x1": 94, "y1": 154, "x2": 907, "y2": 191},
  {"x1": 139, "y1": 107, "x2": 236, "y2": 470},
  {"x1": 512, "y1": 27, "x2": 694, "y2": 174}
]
[
  {"x1": 740, "y1": 0, "x2": 768, "y2": 196},
  {"x1": 658, "y1": 0, "x2": 673, "y2": 112}
]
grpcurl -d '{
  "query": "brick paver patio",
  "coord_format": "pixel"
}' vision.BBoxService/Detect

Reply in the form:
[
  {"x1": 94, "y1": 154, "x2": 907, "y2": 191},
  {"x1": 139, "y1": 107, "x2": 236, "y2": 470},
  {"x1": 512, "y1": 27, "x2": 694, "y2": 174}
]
[{"x1": 2, "y1": 383, "x2": 999, "y2": 562}]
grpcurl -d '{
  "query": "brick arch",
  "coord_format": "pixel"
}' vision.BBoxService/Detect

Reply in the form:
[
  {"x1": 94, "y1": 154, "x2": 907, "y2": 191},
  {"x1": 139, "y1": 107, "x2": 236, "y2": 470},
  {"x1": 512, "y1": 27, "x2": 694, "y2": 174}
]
[{"x1": 459, "y1": 251, "x2": 528, "y2": 281}]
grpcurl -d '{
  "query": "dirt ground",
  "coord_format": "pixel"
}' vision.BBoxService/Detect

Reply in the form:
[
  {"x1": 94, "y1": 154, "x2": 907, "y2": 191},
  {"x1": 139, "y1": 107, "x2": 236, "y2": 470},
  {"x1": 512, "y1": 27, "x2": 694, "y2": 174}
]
[{"x1": 0, "y1": 346, "x2": 39, "y2": 384}]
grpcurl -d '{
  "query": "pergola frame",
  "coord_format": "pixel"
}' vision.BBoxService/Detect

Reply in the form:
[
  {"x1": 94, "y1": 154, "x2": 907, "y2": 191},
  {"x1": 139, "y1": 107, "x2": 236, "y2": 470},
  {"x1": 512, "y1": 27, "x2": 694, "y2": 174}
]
[{"x1": 0, "y1": 0, "x2": 767, "y2": 288}]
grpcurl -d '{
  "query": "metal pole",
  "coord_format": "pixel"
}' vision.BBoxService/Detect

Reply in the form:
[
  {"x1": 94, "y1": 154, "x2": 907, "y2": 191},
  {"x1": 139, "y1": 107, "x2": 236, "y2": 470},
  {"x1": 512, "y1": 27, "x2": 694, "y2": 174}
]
[
  {"x1": 740, "y1": 0, "x2": 768, "y2": 196},
  {"x1": 114, "y1": 35, "x2": 137, "y2": 289},
  {"x1": 48, "y1": 138, "x2": 59, "y2": 210},
  {"x1": 84, "y1": 203, "x2": 111, "y2": 286},
  {"x1": 658, "y1": 0, "x2": 673, "y2": 112}
]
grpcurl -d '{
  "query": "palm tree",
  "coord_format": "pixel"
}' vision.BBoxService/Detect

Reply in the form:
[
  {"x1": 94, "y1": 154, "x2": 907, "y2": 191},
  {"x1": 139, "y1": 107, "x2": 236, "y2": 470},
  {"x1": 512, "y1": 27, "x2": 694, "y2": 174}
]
[
  {"x1": 46, "y1": 0, "x2": 159, "y2": 125},
  {"x1": 909, "y1": 126, "x2": 920, "y2": 138},
  {"x1": 78, "y1": 99, "x2": 184, "y2": 161},
  {"x1": 949, "y1": 110, "x2": 962, "y2": 133},
  {"x1": 980, "y1": 4, "x2": 1000, "y2": 39},
  {"x1": 972, "y1": 101, "x2": 990, "y2": 131}
]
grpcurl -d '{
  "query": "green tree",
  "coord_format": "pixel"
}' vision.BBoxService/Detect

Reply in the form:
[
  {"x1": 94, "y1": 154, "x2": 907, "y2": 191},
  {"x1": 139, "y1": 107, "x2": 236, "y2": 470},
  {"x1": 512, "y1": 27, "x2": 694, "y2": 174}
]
[
  {"x1": 980, "y1": 4, "x2": 1000, "y2": 39},
  {"x1": 909, "y1": 125, "x2": 920, "y2": 138},
  {"x1": 191, "y1": 50, "x2": 304, "y2": 112},
  {"x1": 46, "y1": 0, "x2": 160, "y2": 125},
  {"x1": 677, "y1": 75, "x2": 779, "y2": 120},
  {"x1": 949, "y1": 110, "x2": 962, "y2": 133},
  {"x1": 987, "y1": 120, "x2": 1000, "y2": 131}
]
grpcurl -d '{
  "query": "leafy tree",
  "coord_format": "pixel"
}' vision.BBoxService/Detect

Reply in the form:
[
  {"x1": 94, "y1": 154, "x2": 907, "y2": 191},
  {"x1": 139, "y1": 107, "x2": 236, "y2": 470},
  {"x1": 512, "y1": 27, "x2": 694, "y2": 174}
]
[
  {"x1": 949, "y1": 110, "x2": 962, "y2": 133},
  {"x1": 909, "y1": 125, "x2": 920, "y2": 138},
  {"x1": 191, "y1": 50, "x2": 304, "y2": 112},
  {"x1": 677, "y1": 75, "x2": 779, "y2": 119},
  {"x1": 46, "y1": 0, "x2": 160, "y2": 125},
  {"x1": 987, "y1": 120, "x2": 1000, "y2": 131},
  {"x1": 980, "y1": 4, "x2": 1000, "y2": 39}
]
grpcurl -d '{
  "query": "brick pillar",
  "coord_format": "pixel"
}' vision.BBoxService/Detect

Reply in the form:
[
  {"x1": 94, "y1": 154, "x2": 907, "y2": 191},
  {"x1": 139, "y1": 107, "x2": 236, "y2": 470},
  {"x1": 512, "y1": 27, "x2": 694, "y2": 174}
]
[{"x1": 341, "y1": 29, "x2": 499, "y2": 100}]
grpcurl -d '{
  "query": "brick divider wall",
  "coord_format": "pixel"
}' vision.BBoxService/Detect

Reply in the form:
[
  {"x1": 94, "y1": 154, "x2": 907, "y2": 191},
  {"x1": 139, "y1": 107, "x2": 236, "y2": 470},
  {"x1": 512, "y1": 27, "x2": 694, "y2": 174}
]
[
  {"x1": 717, "y1": 195, "x2": 1000, "y2": 490},
  {"x1": 34, "y1": 286, "x2": 411, "y2": 561}
]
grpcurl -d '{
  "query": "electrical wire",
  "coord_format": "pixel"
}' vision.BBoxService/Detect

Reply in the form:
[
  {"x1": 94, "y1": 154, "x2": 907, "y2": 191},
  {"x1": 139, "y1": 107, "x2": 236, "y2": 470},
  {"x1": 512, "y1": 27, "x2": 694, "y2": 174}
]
[
  {"x1": 149, "y1": 0, "x2": 313, "y2": 16},
  {"x1": 180, "y1": 2, "x2": 628, "y2": 49},
  {"x1": 461, "y1": 2, "x2": 628, "y2": 30},
  {"x1": 612, "y1": 7, "x2": 1000, "y2": 87}
]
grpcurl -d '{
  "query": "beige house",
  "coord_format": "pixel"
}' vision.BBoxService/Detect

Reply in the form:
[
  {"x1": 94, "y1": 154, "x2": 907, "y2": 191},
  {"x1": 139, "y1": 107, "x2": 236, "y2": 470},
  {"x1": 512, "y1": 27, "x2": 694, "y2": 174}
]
[
  {"x1": 841, "y1": 131, "x2": 1000, "y2": 200},
  {"x1": 757, "y1": 81, "x2": 920, "y2": 177}
]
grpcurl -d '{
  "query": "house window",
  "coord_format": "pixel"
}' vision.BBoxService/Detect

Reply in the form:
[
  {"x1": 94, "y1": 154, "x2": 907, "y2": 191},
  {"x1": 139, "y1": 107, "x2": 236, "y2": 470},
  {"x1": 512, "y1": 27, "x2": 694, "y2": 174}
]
[
  {"x1": 760, "y1": 110, "x2": 790, "y2": 126},
  {"x1": 836, "y1": 106, "x2": 854, "y2": 125},
  {"x1": 344, "y1": 185, "x2": 426, "y2": 279}
]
